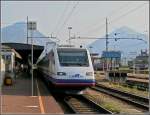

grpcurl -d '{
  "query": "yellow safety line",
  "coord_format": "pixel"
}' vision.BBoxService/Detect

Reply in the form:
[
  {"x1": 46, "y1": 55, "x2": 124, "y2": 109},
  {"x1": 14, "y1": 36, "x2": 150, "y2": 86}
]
[{"x1": 36, "y1": 79, "x2": 45, "y2": 114}]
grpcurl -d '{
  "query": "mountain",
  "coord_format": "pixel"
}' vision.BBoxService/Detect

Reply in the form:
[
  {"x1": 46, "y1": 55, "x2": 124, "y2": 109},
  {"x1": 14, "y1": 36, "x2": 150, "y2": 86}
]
[
  {"x1": 1, "y1": 23, "x2": 148, "y2": 58},
  {"x1": 88, "y1": 26, "x2": 148, "y2": 58},
  {"x1": 1, "y1": 22, "x2": 53, "y2": 46}
]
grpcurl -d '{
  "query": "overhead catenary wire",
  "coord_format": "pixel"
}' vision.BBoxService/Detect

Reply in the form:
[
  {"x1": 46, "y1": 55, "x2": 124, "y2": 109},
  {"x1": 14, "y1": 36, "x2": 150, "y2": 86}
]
[
  {"x1": 83, "y1": 2, "x2": 148, "y2": 36},
  {"x1": 109, "y1": 2, "x2": 148, "y2": 26},
  {"x1": 71, "y1": 2, "x2": 148, "y2": 47},
  {"x1": 56, "y1": 1, "x2": 79, "y2": 37},
  {"x1": 105, "y1": 3, "x2": 148, "y2": 38},
  {"x1": 52, "y1": 1, "x2": 70, "y2": 36},
  {"x1": 80, "y1": 2, "x2": 131, "y2": 34},
  {"x1": 110, "y1": 37, "x2": 148, "y2": 49}
]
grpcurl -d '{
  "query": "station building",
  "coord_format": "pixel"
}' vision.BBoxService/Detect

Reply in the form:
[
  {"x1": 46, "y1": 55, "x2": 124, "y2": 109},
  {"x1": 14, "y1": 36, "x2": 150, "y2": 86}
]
[
  {"x1": 90, "y1": 51, "x2": 122, "y2": 71},
  {"x1": 1, "y1": 45, "x2": 16, "y2": 73},
  {"x1": 90, "y1": 53, "x2": 103, "y2": 71},
  {"x1": 128, "y1": 49, "x2": 148, "y2": 70}
]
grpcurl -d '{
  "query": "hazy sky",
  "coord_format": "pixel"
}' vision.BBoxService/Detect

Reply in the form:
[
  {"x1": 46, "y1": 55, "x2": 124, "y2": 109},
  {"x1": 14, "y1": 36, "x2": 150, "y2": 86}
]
[{"x1": 1, "y1": 1, "x2": 149, "y2": 45}]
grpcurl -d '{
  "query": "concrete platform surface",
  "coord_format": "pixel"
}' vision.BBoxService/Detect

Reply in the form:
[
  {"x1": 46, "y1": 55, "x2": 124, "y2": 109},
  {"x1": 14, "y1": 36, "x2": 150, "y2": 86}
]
[{"x1": 1, "y1": 72, "x2": 63, "y2": 114}]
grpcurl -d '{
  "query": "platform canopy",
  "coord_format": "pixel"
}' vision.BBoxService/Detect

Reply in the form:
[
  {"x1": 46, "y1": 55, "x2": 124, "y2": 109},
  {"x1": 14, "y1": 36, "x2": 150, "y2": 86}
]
[{"x1": 2, "y1": 43, "x2": 44, "y2": 64}]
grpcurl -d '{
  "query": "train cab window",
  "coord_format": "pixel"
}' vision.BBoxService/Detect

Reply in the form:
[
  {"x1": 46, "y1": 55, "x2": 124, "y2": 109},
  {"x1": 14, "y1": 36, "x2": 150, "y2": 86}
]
[{"x1": 57, "y1": 50, "x2": 89, "y2": 67}]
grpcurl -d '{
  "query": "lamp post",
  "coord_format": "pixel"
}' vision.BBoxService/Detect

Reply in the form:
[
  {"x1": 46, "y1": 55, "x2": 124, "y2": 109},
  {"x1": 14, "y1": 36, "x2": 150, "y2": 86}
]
[{"x1": 68, "y1": 27, "x2": 72, "y2": 45}]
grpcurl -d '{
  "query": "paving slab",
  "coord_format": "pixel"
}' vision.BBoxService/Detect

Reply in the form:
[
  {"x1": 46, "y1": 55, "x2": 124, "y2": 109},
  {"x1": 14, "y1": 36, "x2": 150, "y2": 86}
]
[{"x1": 1, "y1": 72, "x2": 63, "y2": 114}]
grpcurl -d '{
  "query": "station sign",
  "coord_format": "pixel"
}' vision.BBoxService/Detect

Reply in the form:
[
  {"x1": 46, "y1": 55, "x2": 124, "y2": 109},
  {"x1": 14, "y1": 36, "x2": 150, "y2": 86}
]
[
  {"x1": 27, "y1": 21, "x2": 36, "y2": 30},
  {"x1": 101, "y1": 51, "x2": 121, "y2": 58}
]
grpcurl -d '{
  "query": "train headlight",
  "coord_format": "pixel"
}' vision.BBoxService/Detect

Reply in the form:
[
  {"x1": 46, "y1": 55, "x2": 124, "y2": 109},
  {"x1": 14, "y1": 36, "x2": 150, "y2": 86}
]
[
  {"x1": 57, "y1": 72, "x2": 66, "y2": 76},
  {"x1": 86, "y1": 72, "x2": 93, "y2": 76}
]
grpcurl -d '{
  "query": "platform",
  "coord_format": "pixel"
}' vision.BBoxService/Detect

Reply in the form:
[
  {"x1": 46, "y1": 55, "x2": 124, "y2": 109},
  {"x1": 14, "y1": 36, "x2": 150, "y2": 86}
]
[{"x1": 1, "y1": 72, "x2": 63, "y2": 114}]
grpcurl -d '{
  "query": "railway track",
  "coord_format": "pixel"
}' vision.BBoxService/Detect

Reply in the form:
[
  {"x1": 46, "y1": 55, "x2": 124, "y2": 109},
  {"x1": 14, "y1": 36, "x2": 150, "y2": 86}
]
[
  {"x1": 40, "y1": 74, "x2": 112, "y2": 114},
  {"x1": 127, "y1": 75, "x2": 148, "y2": 80},
  {"x1": 91, "y1": 83, "x2": 149, "y2": 111},
  {"x1": 63, "y1": 95, "x2": 112, "y2": 114},
  {"x1": 127, "y1": 73, "x2": 148, "y2": 80}
]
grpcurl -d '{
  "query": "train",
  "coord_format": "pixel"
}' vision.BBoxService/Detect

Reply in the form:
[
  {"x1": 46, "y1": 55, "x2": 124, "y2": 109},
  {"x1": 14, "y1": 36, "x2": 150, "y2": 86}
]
[{"x1": 36, "y1": 45, "x2": 95, "y2": 93}]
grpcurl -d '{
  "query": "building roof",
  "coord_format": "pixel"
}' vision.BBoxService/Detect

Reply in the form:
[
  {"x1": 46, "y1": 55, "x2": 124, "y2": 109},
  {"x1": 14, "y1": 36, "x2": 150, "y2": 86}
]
[
  {"x1": 2, "y1": 45, "x2": 22, "y2": 59},
  {"x1": 2, "y1": 43, "x2": 44, "y2": 63}
]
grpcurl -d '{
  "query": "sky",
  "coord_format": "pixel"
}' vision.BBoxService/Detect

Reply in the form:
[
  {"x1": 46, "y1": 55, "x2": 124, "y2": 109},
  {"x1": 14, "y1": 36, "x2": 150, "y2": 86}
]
[{"x1": 1, "y1": 1, "x2": 149, "y2": 45}]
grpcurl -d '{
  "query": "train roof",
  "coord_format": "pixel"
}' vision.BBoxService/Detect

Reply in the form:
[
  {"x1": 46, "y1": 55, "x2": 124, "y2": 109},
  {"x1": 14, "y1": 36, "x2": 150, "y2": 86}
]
[
  {"x1": 36, "y1": 44, "x2": 88, "y2": 64},
  {"x1": 57, "y1": 45, "x2": 87, "y2": 50},
  {"x1": 57, "y1": 47, "x2": 87, "y2": 51}
]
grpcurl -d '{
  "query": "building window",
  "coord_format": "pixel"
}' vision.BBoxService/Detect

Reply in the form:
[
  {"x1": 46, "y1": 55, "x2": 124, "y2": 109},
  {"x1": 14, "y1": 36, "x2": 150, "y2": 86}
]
[{"x1": 6, "y1": 55, "x2": 11, "y2": 60}]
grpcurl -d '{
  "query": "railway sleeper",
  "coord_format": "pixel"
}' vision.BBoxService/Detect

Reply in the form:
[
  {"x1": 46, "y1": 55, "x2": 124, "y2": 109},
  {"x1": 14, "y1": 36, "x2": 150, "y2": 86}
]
[{"x1": 64, "y1": 96, "x2": 112, "y2": 114}]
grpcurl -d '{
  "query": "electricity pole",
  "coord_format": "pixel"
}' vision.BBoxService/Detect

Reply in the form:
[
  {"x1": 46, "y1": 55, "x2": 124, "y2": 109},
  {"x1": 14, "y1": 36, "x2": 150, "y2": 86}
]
[
  {"x1": 106, "y1": 18, "x2": 109, "y2": 52},
  {"x1": 31, "y1": 30, "x2": 33, "y2": 96},
  {"x1": 27, "y1": 21, "x2": 36, "y2": 96},
  {"x1": 27, "y1": 16, "x2": 28, "y2": 44},
  {"x1": 106, "y1": 18, "x2": 109, "y2": 71},
  {"x1": 27, "y1": 18, "x2": 58, "y2": 97},
  {"x1": 70, "y1": 18, "x2": 147, "y2": 73}
]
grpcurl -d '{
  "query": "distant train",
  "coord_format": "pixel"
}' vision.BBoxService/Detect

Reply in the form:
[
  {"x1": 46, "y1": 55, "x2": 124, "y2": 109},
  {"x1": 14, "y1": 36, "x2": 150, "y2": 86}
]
[{"x1": 37, "y1": 45, "x2": 95, "y2": 92}]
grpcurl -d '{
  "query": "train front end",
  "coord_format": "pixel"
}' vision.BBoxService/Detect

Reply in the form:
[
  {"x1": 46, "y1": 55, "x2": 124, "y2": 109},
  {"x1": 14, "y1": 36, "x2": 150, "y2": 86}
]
[{"x1": 53, "y1": 47, "x2": 95, "y2": 89}]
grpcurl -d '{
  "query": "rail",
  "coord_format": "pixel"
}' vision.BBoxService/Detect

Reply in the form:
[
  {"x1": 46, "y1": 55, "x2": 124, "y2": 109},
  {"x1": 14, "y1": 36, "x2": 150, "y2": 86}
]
[
  {"x1": 91, "y1": 83, "x2": 149, "y2": 111},
  {"x1": 64, "y1": 95, "x2": 112, "y2": 114}
]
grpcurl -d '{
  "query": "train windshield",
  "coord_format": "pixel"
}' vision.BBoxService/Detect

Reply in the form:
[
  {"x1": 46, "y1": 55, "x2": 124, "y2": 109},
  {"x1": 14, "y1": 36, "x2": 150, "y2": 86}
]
[{"x1": 57, "y1": 50, "x2": 89, "y2": 67}]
